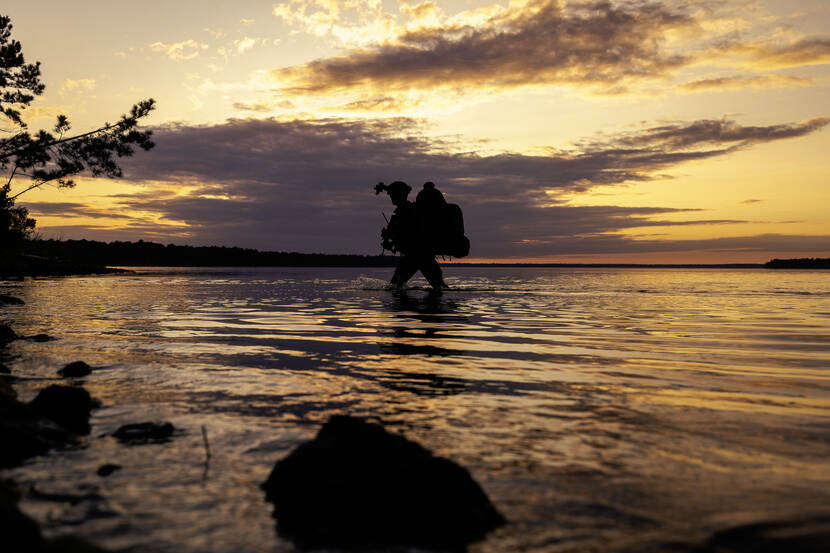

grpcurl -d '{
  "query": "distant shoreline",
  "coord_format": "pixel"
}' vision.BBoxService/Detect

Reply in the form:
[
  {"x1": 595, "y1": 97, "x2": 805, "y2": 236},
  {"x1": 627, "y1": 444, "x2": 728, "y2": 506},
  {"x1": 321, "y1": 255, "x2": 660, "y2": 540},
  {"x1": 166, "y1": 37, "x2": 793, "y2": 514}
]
[
  {"x1": 443, "y1": 263, "x2": 766, "y2": 268},
  {"x1": 2, "y1": 239, "x2": 828, "y2": 277},
  {"x1": 114, "y1": 263, "x2": 767, "y2": 269}
]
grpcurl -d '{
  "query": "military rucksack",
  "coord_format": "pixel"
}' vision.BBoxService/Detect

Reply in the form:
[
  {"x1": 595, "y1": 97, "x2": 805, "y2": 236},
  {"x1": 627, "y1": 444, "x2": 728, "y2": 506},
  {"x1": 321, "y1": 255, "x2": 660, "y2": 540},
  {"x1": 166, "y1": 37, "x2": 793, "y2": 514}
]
[{"x1": 415, "y1": 182, "x2": 470, "y2": 258}]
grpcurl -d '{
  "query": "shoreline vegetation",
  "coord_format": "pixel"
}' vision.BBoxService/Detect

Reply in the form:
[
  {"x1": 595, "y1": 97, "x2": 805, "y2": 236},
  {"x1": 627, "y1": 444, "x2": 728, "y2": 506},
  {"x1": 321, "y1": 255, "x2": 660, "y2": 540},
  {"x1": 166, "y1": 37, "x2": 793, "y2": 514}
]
[
  {"x1": 2, "y1": 239, "x2": 829, "y2": 279},
  {"x1": 764, "y1": 257, "x2": 830, "y2": 269},
  {"x1": 1, "y1": 239, "x2": 396, "y2": 279},
  {"x1": 2, "y1": 239, "x2": 829, "y2": 278}
]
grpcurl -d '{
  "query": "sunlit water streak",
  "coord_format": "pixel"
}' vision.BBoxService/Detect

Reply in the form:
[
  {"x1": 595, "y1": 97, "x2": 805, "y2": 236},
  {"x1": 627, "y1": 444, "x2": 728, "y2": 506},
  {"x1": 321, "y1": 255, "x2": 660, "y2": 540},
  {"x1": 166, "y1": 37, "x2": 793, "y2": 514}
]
[{"x1": 2, "y1": 267, "x2": 830, "y2": 552}]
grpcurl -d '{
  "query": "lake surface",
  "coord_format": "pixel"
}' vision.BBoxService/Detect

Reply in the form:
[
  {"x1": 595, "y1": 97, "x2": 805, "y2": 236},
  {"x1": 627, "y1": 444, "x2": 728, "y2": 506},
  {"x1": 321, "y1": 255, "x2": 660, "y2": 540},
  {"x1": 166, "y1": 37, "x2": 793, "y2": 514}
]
[{"x1": 2, "y1": 267, "x2": 830, "y2": 552}]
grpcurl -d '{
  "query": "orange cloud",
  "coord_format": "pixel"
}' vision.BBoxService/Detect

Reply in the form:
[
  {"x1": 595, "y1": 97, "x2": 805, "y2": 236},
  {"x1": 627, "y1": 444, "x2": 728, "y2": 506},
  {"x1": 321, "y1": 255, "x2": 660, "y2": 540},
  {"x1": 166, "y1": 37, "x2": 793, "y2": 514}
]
[
  {"x1": 60, "y1": 78, "x2": 97, "y2": 94},
  {"x1": 738, "y1": 36, "x2": 830, "y2": 69},
  {"x1": 680, "y1": 74, "x2": 811, "y2": 91},
  {"x1": 149, "y1": 39, "x2": 209, "y2": 61},
  {"x1": 605, "y1": 117, "x2": 830, "y2": 151}
]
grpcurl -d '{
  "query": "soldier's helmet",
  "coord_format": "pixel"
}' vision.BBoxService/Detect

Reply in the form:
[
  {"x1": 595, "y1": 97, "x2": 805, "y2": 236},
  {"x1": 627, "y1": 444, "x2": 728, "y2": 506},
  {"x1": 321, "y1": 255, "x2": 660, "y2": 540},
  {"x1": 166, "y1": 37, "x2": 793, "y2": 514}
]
[{"x1": 374, "y1": 181, "x2": 412, "y2": 195}]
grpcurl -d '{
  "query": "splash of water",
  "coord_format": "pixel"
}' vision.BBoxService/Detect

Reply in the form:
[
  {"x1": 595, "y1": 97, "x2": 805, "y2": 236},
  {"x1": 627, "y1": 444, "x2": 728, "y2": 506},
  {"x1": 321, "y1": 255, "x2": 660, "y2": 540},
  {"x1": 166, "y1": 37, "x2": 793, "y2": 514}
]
[{"x1": 348, "y1": 275, "x2": 394, "y2": 290}]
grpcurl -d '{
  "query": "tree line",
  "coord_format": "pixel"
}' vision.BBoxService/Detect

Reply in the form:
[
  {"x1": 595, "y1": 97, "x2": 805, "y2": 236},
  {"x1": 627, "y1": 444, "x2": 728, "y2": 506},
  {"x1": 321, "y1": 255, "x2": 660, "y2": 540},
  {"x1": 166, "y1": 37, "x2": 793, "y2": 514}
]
[
  {"x1": 27, "y1": 239, "x2": 398, "y2": 267},
  {"x1": 764, "y1": 258, "x2": 830, "y2": 269}
]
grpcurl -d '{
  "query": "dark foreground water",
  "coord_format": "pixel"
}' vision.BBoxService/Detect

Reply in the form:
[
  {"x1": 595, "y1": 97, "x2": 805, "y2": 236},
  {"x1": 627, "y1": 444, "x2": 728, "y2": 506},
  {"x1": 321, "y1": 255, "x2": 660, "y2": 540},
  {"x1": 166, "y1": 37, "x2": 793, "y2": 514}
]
[{"x1": 2, "y1": 267, "x2": 830, "y2": 552}]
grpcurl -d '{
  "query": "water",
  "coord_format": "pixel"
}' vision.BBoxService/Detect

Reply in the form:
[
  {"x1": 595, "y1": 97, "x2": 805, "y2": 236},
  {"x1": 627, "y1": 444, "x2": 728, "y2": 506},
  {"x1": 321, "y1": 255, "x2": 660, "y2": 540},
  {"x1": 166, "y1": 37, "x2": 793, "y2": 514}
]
[{"x1": 2, "y1": 267, "x2": 830, "y2": 552}]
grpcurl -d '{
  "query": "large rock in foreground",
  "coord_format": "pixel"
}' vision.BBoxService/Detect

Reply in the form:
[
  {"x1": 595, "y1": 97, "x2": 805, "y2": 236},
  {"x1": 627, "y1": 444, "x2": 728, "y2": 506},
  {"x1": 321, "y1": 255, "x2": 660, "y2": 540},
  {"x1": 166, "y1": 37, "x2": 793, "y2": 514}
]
[{"x1": 261, "y1": 415, "x2": 505, "y2": 551}]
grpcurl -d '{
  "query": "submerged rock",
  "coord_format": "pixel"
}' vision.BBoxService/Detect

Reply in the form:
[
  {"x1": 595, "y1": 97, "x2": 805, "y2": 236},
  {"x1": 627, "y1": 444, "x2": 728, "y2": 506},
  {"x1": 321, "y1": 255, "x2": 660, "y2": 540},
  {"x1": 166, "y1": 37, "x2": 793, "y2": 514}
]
[
  {"x1": 43, "y1": 535, "x2": 112, "y2": 552},
  {"x1": 96, "y1": 464, "x2": 122, "y2": 477},
  {"x1": 29, "y1": 385, "x2": 100, "y2": 435},
  {"x1": 706, "y1": 515, "x2": 830, "y2": 553},
  {"x1": 621, "y1": 515, "x2": 830, "y2": 553},
  {"x1": 58, "y1": 361, "x2": 92, "y2": 378},
  {"x1": 0, "y1": 324, "x2": 17, "y2": 345},
  {"x1": 0, "y1": 378, "x2": 17, "y2": 400},
  {"x1": 113, "y1": 422, "x2": 175, "y2": 444},
  {"x1": 1, "y1": 480, "x2": 112, "y2": 553},
  {"x1": 29, "y1": 484, "x2": 103, "y2": 505},
  {"x1": 262, "y1": 415, "x2": 505, "y2": 551},
  {"x1": 0, "y1": 380, "x2": 112, "y2": 551},
  {"x1": 0, "y1": 421, "x2": 71, "y2": 469},
  {"x1": 0, "y1": 294, "x2": 25, "y2": 306},
  {"x1": 0, "y1": 479, "x2": 45, "y2": 553}
]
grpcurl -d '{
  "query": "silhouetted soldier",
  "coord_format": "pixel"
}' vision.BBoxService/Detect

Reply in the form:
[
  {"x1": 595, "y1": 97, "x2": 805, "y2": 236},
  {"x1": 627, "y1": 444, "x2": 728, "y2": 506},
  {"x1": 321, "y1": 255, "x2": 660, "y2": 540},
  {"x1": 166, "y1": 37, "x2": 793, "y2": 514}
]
[{"x1": 375, "y1": 180, "x2": 448, "y2": 291}]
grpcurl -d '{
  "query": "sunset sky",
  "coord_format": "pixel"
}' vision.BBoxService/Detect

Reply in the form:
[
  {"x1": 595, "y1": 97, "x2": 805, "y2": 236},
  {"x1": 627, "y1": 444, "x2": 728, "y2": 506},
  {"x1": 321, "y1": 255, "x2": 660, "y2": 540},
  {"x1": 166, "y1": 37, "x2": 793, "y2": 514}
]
[{"x1": 5, "y1": 0, "x2": 830, "y2": 262}]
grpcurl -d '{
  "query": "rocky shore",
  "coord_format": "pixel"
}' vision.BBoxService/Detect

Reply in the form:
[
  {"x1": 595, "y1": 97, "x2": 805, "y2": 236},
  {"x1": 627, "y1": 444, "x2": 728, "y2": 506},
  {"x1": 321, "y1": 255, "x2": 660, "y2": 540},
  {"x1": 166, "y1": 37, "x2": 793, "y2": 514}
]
[
  {"x1": 0, "y1": 314, "x2": 185, "y2": 552},
  {"x1": 0, "y1": 291, "x2": 507, "y2": 552},
  {"x1": 1, "y1": 315, "x2": 109, "y2": 552},
  {"x1": 0, "y1": 253, "x2": 129, "y2": 280}
]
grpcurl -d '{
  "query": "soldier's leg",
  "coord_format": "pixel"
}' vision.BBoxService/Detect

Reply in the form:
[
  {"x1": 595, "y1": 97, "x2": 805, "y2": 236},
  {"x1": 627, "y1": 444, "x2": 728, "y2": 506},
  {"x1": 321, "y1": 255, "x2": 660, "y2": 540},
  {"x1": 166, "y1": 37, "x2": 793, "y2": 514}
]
[
  {"x1": 419, "y1": 255, "x2": 447, "y2": 290},
  {"x1": 391, "y1": 255, "x2": 419, "y2": 289}
]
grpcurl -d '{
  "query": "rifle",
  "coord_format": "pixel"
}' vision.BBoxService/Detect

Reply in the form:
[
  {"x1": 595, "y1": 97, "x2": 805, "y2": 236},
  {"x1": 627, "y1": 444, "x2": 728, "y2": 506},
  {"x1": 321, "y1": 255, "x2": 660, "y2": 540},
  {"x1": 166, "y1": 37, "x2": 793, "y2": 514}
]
[
  {"x1": 376, "y1": 182, "x2": 396, "y2": 254},
  {"x1": 380, "y1": 211, "x2": 396, "y2": 254}
]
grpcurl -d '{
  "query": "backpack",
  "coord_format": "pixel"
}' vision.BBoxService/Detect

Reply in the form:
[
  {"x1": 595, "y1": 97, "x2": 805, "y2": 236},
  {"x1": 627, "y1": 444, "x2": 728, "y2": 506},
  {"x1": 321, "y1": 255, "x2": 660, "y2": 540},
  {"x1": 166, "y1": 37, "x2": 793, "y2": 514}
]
[{"x1": 415, "y1": 182, "x2": 470, "y2": 258}]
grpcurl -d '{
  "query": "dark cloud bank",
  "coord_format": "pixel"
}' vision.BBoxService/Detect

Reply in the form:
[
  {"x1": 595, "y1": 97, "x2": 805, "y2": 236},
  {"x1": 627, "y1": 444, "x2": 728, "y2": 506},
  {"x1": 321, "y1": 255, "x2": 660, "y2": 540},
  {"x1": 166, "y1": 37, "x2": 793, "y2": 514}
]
[{"x1": 26, "y1": 114, "x2": 828, "y2": 259}]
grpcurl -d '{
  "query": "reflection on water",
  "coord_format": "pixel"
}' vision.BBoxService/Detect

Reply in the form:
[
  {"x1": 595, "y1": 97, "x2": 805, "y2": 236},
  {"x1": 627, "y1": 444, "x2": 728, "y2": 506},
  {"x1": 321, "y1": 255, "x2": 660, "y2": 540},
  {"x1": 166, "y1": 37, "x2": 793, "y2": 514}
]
[{"x1": 2, "y1": 267, "x2": 830, "y2": 552}]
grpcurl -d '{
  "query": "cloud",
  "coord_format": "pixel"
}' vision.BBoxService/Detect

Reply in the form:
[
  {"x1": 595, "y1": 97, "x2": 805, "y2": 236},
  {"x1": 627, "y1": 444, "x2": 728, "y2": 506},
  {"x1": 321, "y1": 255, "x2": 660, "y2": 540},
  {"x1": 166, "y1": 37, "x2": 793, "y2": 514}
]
[
  {"x1": 34, "y1": 224, "x2": 193, "y2": 243},
  {"x1": 232, "y1": 101, "x2": 274, "y2": 112},
  {"x1": 273, "y1": 0, "x2": 399, "y2": 47},
  {"x1": 23, "y1": 202, "x2": 132, "y2": 219},
  {"x1": 60, "y1": 78, "x2": 96, "y2": 93},
  {"x1": 150, "y1": 39, "x2": 209, "y2": 61},
  {"x1": 232, "y1": 99, "x2": 296, "y2": 112},
  {"x1": 740, "y1": 199, "x2": 763, "y2": 204},
  {"x1": 602, "y1": 117, "x2": 829, "y2": 151},
  {"x1": 680, "y1": 74, "x2": 811, "y2": 91},
  {"x1": 86, "y1": 114, "x2": 826, "y2": 256},
  {"x1": 341, "y1": 96, "x2": 424, "y2": 112},
  {"x1": 249, "y1": 0, "x2": 830, "y2": 111},
  {"x1": 204, "y1": 27, "x2": 226, "y2": 39},
  {"x1": 20, "y1": 105, "x2": 66, "y2": 126},
  {"x1": 268, "y1": 0, "x2": 695, "y2": 99},
  {"x1": 233, "y1": 36, "x2": 260, "y2": 53},
  {"x1": 737, "y1": 36, "x2": 830, "y2": 69}
]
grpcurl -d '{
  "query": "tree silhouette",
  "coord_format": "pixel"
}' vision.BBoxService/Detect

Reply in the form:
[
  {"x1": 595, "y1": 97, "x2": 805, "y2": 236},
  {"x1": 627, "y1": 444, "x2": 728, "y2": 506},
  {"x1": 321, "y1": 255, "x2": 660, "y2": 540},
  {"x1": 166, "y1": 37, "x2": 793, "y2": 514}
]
[{"x1": 0, "y1": 14, "x2": 155, "y2": 247}]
